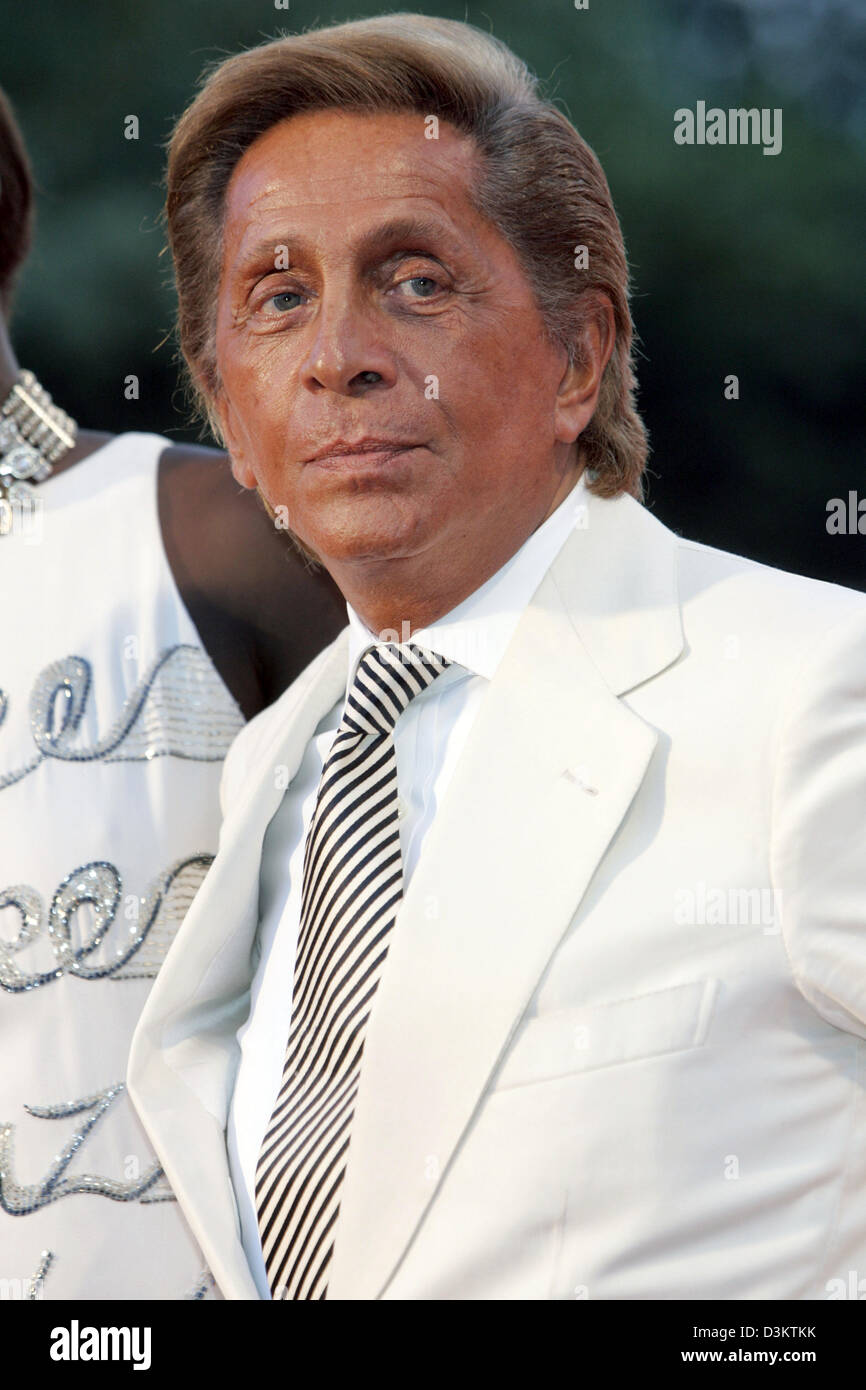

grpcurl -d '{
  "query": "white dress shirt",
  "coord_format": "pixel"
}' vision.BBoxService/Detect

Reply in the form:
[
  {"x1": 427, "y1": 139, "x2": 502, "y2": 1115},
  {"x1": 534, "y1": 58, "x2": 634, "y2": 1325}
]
[{"x1": 227, "y1": 474, "x2": 590, "y2": 1295}]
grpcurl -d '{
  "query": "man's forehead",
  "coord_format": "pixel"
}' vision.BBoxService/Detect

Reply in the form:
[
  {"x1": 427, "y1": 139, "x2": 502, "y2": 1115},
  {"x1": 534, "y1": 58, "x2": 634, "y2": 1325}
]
[
  {"x1": 223, "y1": 121, "x2": 487, "y2": 269},
  {"x1": 225, "y1": 110, "x2": 477, "y2": 219}
]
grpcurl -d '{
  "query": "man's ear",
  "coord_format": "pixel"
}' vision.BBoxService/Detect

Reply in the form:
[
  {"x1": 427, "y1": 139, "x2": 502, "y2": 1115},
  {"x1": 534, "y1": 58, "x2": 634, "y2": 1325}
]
[
  {"x1": 209, "y1": 386, "x2": 257, "y2": 490},
  {"x1": 554, "y1": 292, "x2": 616, "y2": 446}
]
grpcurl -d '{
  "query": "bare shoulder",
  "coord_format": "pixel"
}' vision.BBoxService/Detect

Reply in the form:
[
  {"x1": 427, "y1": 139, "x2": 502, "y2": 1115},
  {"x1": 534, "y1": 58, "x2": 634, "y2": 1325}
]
[
  {"x1": 156, "y1": 438, "x2": 340, "y2": 614},
  {"x1": 157, "y1": 441, "x2": 346, "y2": 717},
  {"x1": 158, "y1": 439, "x2": 281, "y2": 545}
]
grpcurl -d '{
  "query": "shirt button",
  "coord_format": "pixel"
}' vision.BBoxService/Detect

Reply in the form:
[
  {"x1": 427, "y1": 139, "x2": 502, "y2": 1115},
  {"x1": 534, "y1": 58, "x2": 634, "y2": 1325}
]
[{"x1": 396, "y1": 795, "x2": 409, "y2": 821}]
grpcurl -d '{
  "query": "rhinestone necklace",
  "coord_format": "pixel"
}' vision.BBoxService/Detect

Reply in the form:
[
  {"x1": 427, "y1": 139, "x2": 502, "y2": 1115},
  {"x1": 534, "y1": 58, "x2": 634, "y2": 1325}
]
[{"x1": 0, "y1": 369, "x2": 78, "y2": 535}]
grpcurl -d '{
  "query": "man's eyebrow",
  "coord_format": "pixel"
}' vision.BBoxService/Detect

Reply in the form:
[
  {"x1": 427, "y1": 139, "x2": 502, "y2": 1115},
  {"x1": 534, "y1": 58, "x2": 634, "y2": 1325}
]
[
  {"x1": 352, "y1": 215, "x2": 465, "y2": 259},
  {"x1": 238, "y1": 215, "x2": 466, "y2": 271}
]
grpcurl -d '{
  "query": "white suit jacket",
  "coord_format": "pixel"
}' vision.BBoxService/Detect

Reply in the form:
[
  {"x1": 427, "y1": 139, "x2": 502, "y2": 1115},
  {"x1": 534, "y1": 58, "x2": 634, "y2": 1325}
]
[{"x1": 128, "y1": 486, "x2": 866, "y2": 1300}]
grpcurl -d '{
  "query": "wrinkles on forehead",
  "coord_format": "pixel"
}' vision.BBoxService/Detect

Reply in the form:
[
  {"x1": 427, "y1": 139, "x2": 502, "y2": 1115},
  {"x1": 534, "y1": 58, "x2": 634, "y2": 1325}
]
[
  {"x1": 240, "y1": 167, "x2": 461, "y2": 210},
  {"x1": 230, "y1": 208, "x2": 480, "y2": 282},
  {"x1": 220, "y1": 113, "x2": 491, "y2": 283},
  {"x1": 228, "y1": 108, "x2": 476, "y2": 187},
  {"x1": 224, "y1": 110, "x2": 478, "y2": 215}
]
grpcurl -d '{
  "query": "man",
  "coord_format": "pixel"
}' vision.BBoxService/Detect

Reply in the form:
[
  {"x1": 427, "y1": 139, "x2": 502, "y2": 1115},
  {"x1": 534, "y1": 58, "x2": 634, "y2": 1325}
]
[
  {"x1": 129, "y1": 15, "x2": 866, "y2": 1300},
  {"x1": 0, "y1": 86, "x2": 344, "y2": 1299}
]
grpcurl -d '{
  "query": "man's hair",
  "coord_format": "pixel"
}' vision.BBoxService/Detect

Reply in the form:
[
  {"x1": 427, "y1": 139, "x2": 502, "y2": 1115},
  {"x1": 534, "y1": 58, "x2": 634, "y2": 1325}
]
[
  {"x1": 167, "y1": 13, "x2": 648, "y2": 498},
  {"x1": 0, "y1": 87, "x2": 34, "y2": 318}
]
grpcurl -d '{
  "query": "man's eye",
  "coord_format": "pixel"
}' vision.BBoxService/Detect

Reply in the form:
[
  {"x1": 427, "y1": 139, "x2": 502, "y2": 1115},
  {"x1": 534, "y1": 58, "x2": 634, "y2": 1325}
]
[
  {"x1": 396, "y1": 276, "x2": 441, "y2": 300},
  {"x1": 268, "y1": 291, "x2": 304, "y2": 313}
]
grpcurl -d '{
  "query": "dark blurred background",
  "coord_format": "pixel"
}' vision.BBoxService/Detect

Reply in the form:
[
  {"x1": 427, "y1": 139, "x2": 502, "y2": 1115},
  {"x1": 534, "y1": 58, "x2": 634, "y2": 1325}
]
[{"x1": 3, "y1": 0, "x2": 864, "y2": 588}]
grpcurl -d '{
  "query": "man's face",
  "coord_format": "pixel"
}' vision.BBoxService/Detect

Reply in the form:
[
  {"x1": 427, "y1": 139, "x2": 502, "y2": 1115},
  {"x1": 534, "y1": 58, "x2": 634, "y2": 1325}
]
[{"x1": 214, "y1": 109, "x2": 586, "y2": 578}]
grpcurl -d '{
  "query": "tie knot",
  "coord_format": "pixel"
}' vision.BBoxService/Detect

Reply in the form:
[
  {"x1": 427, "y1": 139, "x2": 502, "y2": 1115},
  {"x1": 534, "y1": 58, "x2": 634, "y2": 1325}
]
[{"x1": 341, "y1": 642, "x2": 452, "y2": 738}]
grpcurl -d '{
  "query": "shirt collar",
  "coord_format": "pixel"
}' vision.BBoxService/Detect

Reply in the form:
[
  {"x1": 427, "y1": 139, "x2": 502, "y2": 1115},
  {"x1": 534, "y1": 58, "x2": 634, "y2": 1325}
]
[{"x1": 344, "y1": 471, "x2": 588, "y2": 691}]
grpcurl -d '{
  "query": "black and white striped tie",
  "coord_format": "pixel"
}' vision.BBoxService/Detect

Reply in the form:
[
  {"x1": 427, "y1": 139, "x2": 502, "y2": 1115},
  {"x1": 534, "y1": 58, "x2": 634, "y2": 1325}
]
[{"x1": 255, "y1": 640, "x2": 452, "y2": 1300}]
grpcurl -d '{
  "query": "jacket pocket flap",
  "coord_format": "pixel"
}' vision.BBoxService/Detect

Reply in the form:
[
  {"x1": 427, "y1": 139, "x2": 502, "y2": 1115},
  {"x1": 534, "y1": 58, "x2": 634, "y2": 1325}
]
[{"x1": 494, "y1": 978, "x2": 719, "y2": 1090}]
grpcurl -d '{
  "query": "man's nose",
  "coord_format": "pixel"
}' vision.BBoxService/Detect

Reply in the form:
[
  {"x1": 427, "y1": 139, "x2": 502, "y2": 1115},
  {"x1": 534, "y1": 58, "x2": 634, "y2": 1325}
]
[{"x1": 300, "y1": 291, "x2": 396, "y2": 396}]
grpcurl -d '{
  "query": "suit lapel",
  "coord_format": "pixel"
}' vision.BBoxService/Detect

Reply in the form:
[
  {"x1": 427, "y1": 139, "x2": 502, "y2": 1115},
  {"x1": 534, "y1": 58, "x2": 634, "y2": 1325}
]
[
  {"x1": 326, "y1": 492, "x2": 683, "y2": 1299},
  {"x1": 152, "y1": 629, "x2": 351, "y2": 1075},
  {"x1": 130, "y1": 631, "x2": 350, "y2": 1298}
]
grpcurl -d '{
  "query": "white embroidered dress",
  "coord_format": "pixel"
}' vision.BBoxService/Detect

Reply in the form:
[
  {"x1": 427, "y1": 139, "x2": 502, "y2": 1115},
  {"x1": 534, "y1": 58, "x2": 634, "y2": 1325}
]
[{"x1": 0, "y1": 433, "x2": 244, "y2": 1299}]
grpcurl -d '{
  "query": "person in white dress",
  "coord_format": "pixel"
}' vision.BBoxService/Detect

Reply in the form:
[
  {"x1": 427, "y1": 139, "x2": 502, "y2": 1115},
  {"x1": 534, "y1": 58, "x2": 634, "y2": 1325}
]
[{"x1": 0, "y1": 87, "x2": 346, "y2": 1299}]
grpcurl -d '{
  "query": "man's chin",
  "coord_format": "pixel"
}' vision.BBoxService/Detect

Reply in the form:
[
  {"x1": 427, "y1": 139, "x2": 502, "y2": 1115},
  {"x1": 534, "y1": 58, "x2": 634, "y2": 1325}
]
[
  {"x1": 258, "y1": 487, "x2": 433, "y2": 570},
  {"x1": 313, "y1": 533, "x2": 425, "y2": 569}
]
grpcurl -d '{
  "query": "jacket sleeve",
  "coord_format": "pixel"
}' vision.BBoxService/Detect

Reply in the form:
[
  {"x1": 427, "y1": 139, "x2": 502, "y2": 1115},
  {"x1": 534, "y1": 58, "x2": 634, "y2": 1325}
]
[{"x1": 771, "y1": 603, "x2": 866, "y2": 1037}]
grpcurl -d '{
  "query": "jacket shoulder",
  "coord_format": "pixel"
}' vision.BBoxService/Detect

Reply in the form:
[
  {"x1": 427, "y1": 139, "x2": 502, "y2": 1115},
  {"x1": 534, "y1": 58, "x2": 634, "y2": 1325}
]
[{"x1": 670, "y1": 530, "x2": 866, "y2": 639}]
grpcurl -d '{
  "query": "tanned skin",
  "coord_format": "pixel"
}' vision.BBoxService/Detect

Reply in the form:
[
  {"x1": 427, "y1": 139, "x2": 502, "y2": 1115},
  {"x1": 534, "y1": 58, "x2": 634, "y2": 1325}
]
[{"x1": 213, "y1": 111, "x2": 613, "y2": 639}]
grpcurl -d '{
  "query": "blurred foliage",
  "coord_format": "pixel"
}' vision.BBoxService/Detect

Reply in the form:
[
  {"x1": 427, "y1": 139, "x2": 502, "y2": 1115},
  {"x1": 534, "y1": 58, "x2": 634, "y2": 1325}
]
[{"x1": 3, "y1": 0, "x2": 864, "y2": 588}]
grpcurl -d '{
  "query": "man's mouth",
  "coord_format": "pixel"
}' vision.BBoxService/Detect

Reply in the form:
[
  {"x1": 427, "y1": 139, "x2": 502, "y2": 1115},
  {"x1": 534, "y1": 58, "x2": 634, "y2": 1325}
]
[{"x1": 304, "y1": 439, "x2": 423, "y2": 471}]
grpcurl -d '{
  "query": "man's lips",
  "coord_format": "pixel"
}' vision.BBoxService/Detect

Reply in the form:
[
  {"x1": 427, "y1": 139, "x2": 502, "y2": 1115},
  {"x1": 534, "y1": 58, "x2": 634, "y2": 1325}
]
[{"x1": 303, "y1": 440, "x2": 423, "y2": 470}]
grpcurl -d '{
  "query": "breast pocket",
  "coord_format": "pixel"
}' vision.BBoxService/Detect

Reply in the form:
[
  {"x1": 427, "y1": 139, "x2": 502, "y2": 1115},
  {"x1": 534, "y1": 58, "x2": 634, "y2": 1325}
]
[{"x1": 493, "y1": 979, "x2": 719, "y2": 1091}]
